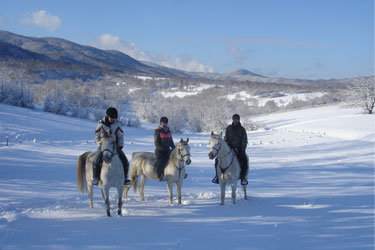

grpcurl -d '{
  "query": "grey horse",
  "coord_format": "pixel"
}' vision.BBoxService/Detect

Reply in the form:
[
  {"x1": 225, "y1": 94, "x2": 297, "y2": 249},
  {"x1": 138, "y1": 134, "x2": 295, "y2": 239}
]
[
  {"x1": 208, "y1": 132, "x2": 248, "y2": 205},
  {"x1": 77, "y1": 128, "x2": 124, "y2": 217}
]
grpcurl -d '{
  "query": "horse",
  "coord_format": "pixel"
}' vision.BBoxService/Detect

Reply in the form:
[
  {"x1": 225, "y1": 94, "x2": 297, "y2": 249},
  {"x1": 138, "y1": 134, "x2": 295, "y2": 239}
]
[
  {"x1": 123, "y1": 138, "x2": 191, "y2": 205},
  {"x1": 208, "y1": 132, "x2": 248, "y2": 205},
  {"x1": 77, "y1": 128, "x2": 124, "y2": 217}
]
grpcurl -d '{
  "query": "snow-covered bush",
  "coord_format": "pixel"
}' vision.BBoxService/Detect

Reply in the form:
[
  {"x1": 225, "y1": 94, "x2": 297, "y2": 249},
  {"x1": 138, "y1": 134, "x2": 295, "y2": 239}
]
[{"x1": 344, "y1": 78, "x2": 375, "y2": 114}]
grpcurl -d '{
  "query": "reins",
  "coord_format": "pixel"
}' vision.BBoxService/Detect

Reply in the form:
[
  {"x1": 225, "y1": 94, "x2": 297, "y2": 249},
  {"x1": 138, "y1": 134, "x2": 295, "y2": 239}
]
[
  {"x1": 174, "y1": 146, "x2": 190, "y2": 181},
  {"x1": 212, "y1": 139, "x2": 236, "y2": 184},
  {"x1": 101, "y1": 138, "x2": 117, "y2": 162}
]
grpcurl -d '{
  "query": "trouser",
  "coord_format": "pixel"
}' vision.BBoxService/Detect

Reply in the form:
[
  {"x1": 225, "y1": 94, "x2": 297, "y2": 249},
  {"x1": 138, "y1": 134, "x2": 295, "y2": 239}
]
[
  {"x1": 93, "y1": 146, "x2": 129, "y2": 180},
  {"x1": 155, "y1": 150, "x2": 170, "y2": 178},
  {"x1": 235, "y1": 149, "x2": 248, "y2": 180},
  {"x1": 214, "y1": 148, "x2": 248, "y2": 179}
]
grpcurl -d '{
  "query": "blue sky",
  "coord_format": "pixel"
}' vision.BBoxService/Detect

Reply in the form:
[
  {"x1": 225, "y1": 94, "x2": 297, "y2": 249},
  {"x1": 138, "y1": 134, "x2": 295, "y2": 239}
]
[{"x1": 0, "y1": 0, "x2": 374, "y2": 79}]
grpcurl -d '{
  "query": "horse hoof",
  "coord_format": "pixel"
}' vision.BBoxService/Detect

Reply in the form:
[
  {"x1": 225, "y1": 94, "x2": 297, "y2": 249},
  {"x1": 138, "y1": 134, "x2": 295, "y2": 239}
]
[
  {"x1": 118, "y1": 210, "x2": 122, "y2": 216},
  {"x1": 107, "y1": 211, "x2": 111, "y2": 217}
]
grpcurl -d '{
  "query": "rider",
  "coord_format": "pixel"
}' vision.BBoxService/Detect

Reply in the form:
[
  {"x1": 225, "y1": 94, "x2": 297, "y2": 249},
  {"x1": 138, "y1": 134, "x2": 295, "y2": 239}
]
[
  {"x1": 154, "y1": 116, "x2": 175, "y2": 181},
  {"x1": 92, "y1": 107, "x2": 131, "y2": 186},
  {"x1": 212, "y1": 114, "x2": 249, "y2": 185}
]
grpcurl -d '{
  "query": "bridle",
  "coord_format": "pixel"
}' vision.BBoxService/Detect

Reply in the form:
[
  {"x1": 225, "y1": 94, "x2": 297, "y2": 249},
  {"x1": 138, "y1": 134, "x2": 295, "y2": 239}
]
[
  {"x1": 101, "y1": 138, "x2": 117, "y2": 162},
  {"x1": 175, "y1": 144, "x2": 191, "y2": 181},
  {"x1": 209, "y1": 140, "x2": 221, "y2": 156},
  {"x1": 178, "y1": 146, "x2": 190, "y2": 162},
  {"x1": 210, "y1": 138, "x2": 235, "y2": 184}
]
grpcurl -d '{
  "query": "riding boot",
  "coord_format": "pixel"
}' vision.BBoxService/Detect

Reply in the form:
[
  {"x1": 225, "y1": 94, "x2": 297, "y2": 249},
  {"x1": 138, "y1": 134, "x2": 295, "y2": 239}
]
[
  {"x1": 92, "y1": 148, "x2": 103, "y2": 185},
  {"x1": 92, "y1": 163, "x2": 101, "y2": 185},
  {"x1": 239, "y1": 154, "x2": 249, "y2": 186},
  {"x1": 155, "y1": 150, "x2": 168, "y2": 181},
  {"x1": 118, "y1": 147, "x2": 131, "y2": 185},
  {"x1": 212, "y1": 158, "x2": 219, "y2": 184}
]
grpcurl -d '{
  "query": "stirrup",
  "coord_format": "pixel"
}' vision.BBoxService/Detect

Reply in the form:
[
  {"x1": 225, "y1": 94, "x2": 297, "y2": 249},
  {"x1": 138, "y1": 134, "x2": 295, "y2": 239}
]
[
  {"x1": 92, "y1": 178, "x2": 99, "y2": 185},
  {"x1": 241, "y1": 178, "x2": 248, "y2": 185},
  {"x1": 124, "y1": 179, "x2": 131, "y2": 185},
  {"x1": 212, "y1": 176, "x2": 219, "y2": 184}
]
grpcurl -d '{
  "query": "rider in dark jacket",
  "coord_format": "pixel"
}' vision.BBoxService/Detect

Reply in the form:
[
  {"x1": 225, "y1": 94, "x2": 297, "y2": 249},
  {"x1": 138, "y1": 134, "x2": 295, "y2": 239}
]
[
  {"x1": 154, "y1": 116, "x2": 175, "y2": 181},
  {"x1": 212, "y1": 114, "x2": 249, "y2": 185}
]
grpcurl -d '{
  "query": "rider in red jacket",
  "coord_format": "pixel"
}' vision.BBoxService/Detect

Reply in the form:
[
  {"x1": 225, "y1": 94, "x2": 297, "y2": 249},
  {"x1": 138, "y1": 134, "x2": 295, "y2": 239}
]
[{"x1": 154, "y1": 116, "x2": 175, "y2": 181}]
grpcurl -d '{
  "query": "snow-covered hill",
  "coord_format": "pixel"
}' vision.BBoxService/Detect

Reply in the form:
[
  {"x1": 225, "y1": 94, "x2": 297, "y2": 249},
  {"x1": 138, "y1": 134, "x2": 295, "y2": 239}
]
[{"x1": 0, "y1": 104, "x2": 373, "y2": 249}]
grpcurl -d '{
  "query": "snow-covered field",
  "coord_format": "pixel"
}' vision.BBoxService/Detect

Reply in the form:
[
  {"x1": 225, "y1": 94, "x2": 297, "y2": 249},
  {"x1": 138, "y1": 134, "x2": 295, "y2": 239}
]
[
  {"x1": 159, "y1": 85, "x2": 326, "y2": 108},
  {"x1": 0, "y1": 104, "x2": 374, "y2": 249}
]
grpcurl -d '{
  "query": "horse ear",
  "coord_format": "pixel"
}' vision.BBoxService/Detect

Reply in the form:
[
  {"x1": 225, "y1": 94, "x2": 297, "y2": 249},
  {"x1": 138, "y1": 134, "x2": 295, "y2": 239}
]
[
  {"x1": 211, "y1": 131, "x2": 214, "y2": 136},
  {"x1": 187, "y1": 138, "x2": 189, "y2": 143},
  {"x1": 180, "y1": 138, "x2": 183, "y2": 143}
]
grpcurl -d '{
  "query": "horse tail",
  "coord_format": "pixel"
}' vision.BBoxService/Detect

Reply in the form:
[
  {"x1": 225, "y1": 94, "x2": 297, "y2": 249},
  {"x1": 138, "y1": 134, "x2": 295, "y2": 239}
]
[
  {"x1": 77, "y1": 152, "x2": 90, "y2": 193},
  {"x1": 129, "y1": 153, "x2": 139, "y2": 193}
]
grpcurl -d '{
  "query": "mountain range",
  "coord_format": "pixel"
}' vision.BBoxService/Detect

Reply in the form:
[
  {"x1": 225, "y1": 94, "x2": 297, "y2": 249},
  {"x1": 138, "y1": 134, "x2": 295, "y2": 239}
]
[{"x1": 0, "y1": 30, "x2": 370, "y2": 86}]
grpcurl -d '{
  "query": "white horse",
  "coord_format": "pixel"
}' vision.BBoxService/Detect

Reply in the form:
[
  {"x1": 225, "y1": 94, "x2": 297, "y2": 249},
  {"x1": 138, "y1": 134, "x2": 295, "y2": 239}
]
[
  {"x1": 77, "y1": 128, "x2": 124, "y2": 217},
  {"x1": 123, "y1": 138, "x2": 191, "y2": 204},
  {"x1": 208, "y1": 132, "x2": 248, "y2": 205}
]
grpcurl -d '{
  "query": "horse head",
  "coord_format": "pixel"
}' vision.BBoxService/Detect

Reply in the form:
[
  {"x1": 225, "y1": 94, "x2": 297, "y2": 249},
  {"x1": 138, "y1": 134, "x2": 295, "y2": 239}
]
[
  {"x1": 100, "y1": 128, "x2": 116, "y2": 164},
  {"x1": 178, "y1": 138, "x2": 191, "y2": 165},
  {"x1": 208, "y1": 131, "x2": 222, "y2": 159}
]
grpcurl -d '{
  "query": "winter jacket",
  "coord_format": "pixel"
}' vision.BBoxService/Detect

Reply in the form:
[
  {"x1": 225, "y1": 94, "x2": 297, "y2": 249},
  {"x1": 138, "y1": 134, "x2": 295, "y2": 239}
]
[
  {"x1": 95, "y1": 116, "x2": 124, "y2": 147},
  {"x1": 154, "y1": 126, "x2": 175, "y2": 152},
  {"x1": 224, "y1": 122, "x2": 248, "y2": 152}
]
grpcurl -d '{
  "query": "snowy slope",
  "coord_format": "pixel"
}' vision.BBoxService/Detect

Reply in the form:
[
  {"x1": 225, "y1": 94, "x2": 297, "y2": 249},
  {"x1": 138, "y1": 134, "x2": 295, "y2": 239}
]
[{"x1": 0, "y1": 104, "x2": 374, "y2": 249}]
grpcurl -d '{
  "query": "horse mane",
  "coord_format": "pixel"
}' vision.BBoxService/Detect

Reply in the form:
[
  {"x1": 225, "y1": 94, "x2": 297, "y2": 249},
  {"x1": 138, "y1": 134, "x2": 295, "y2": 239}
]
[{"x1": 169, "y1": 143, "x2": 179, "y2": 163}]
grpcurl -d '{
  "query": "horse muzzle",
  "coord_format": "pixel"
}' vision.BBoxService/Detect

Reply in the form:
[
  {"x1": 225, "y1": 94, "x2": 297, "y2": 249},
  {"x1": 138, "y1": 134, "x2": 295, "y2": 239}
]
[
  {"x1": 208, "y1": 152, "x2": 215, "y2": 160},
  {"x1": 185, "y1": 159, "x2": 191, "y2": 165}
]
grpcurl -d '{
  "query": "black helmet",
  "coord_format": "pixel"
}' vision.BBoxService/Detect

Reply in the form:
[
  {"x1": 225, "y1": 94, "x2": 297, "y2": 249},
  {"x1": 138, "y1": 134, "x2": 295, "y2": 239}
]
[
  {"x1": 232, "y1": 114, "x2": 240, "y2": 120},
  {"x1": 106, "y1": 107, "x2": 118, "y2": 119},
  {"x1": 160, "y1": 116, "x2": 168, "y2": 124}
]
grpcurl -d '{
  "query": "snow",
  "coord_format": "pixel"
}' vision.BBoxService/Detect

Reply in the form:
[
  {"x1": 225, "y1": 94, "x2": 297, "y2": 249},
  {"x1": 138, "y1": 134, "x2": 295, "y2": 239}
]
[
  {"x1": 226, "y1": 91, "x2": 327, "y2": 107},
  {"x1": 0, "y1": 104, "x2": 374, "y2": 249},
  {"x1": 134, "y1": 76, "x2": 166, "y2": 81},
  {"x1": 161, "y1": 84, "x2": 214, "y2": 98}
]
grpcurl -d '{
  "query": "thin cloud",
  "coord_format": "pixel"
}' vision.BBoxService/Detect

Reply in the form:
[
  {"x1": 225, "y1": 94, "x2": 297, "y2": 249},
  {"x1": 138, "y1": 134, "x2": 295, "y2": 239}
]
[
  {"x1": 220, "y1": 37, "x2": 329, "y2": 48},
  {"x1": 20, "y1": 10, "x2": 61, "y2": 32},
  {"x1": 92, "y1": 33, "x2": 214, "y2": 73},
  {"x1": 227, "y1": 44, "x2": 253, "y2": 64}
]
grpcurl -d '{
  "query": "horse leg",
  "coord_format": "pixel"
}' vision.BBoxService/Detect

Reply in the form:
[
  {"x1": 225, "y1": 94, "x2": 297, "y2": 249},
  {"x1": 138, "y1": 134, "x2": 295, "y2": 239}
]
[
  {"x1": 117, "y1": 186, "x2": 124, "y2": 216},
  {"x1": 176, "y1": 181, "x2": 182, "y2": 205},
  {"x1": 242, "y1": 185, "x2": 248, "y2": 200},
  {"x1": 166, "y1": 180, "x2": 173, "y2": 205},
  {"x1": 139, "y1": 175, "x2": 147, "y2": 201},
  {"x1": 231, "y1": 182, "x2": 237, "y2": 204},
  {"x1": 102, "y1": 186, "x2": 111, "y2": 217},
  {"x1": 220, "y1": 183, "x2": 225, "y2": 205},
  {"x1": 123, "y1": 182, "x2": 130, "y2": 200},
  {"x1": 88, "y1": 184, "x2": 94, "y2": 208}
]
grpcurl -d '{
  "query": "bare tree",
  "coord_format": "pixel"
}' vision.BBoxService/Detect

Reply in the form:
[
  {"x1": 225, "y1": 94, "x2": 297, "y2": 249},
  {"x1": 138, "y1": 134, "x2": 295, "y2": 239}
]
[{"x1": 345, "y1": 78, "x2": 375, "y2": 114}]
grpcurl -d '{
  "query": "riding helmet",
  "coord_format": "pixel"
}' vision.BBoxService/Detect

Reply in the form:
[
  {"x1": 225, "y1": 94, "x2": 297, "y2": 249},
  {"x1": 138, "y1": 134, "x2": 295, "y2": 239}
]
[
  {"x1": 106, "y1": 107, "x2": 118, "y2": 119},
  {"x1": 160, "y1": 116, "x2": 169, "y2": 124},
  {"x1": 232, "y1": 114, "x2": 240, "y2": 120}
]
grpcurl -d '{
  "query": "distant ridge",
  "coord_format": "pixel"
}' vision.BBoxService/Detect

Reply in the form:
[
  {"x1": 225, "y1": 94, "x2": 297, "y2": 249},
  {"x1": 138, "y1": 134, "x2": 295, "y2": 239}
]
[
  {"x1": 225, "y1": 68, "x2": 265, "y2": 78},
  {"x1": 0, "y1": 30, "x2": 371, "y2": 87},
  {"x1": 0, "y1": 30, "x2": 189, "y2": 80}
]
